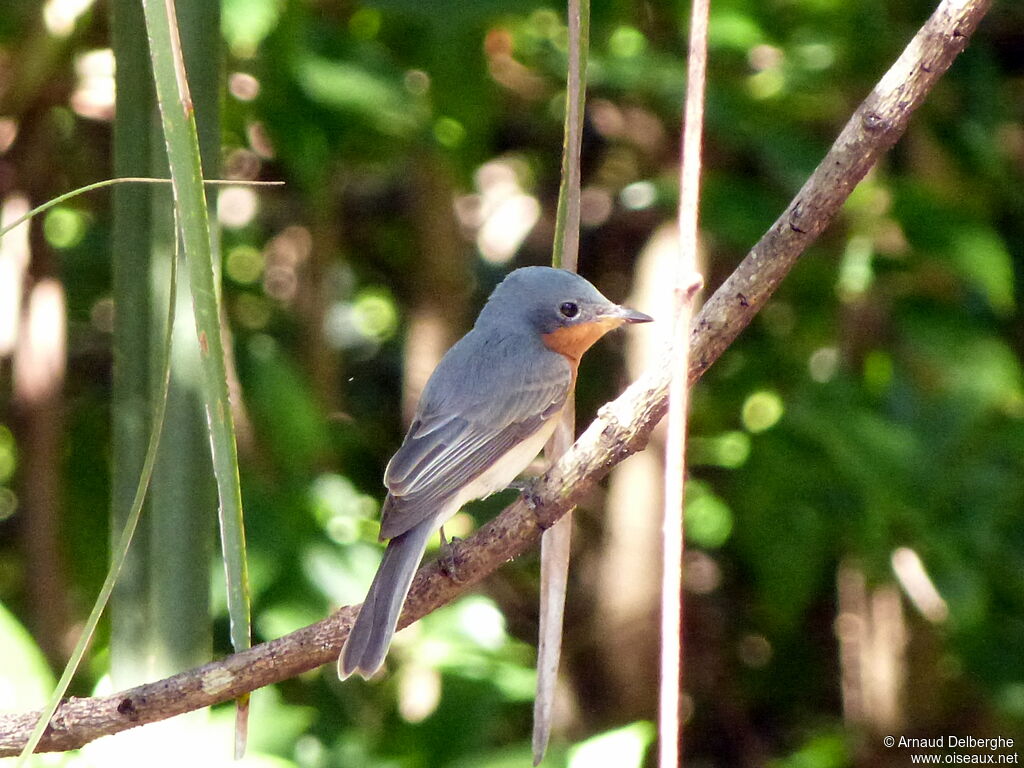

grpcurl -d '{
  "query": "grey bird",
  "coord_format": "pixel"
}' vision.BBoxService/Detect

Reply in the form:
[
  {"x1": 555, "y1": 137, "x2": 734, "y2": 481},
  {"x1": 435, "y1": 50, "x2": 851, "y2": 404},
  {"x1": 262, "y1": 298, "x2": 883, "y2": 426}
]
[{"x1": 338, "y1": 266, "x2": 652, "y2": 680}]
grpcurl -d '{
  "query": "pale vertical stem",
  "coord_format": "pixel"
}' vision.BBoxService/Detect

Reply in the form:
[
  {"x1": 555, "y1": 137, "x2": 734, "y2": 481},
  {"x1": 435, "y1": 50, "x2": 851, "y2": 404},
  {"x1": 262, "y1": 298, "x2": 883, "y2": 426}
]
[
  {"x1": 534, "y1": 0, "x2": 589, "y2": 763},
  {"x1": 662, "y1": 0, "x2": 710, "y2": 765},
  {"x1": 533, "y1": 402, "x2": 575, "y2": 766}
]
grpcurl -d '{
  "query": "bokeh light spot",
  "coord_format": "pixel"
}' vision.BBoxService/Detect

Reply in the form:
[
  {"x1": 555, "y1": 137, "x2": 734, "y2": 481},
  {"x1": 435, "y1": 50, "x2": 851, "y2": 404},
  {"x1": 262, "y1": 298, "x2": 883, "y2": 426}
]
[
  {"x1": 742, "y1": 390, "x2": 784, "y2": 432},
  {"x1": 685, "y1": 550, "x2": 722, "y2": 594},
  {"x1": 0, "y1": 425, "x2": 16, "y2": 483},
  {"x1": 398, "y1": 665, "x2": 441, "y2": 723},
  {"x1": 0, "y1": 119, "x2": 18, "y2": 153},
  {"x1": 747, "y1": 68, "x2": 785, "y2": 100},
  {"x1": 433, "y1": 116, "x2": 465, "y2": 148},
  {"x1": 234, "y1": 294, "x2": 272, "y2": 330},
  {"x1": 708, "y1": 12, "x2": 763, "y2": 50},
  {"x1": 609, "y1": 26, "x2": 646, "y2": 58},
  {"x1": 527, "y1": 9, "x2": 562, "y2": 40},
  {"x1": 404, "y1": 69, "x2": 430, "y2": 96},
  {"x1": 580, "y1": 187, "x2": 613, "y2": 227},
  {"x1": 685, "y1": 490, "x2": 734, "y2": 548},
  {"x1": 455, "y1": 597, "x2": 506, "y2": 650},
  {"x1": 226, "y1": 245, "x2": 264, "y2": 284},
  {"x1": 352, "y1": 289, "x2": 399, "y2": 341},
  {"x1": 228, "y1": 72, "x2": 261, "y2": 101},
  {"x1": 713, "y1": 430, "x2": 750, "y2": 468},
  {"x1": 691, "y1": 431, "x2": 750, "y2": 468},
  {"x1": 809, "y1": 346, "x2": 839, "y2": 383},
  {"x1": 43, "y1": 207, "x2": 87, "y2": 249},
  {"x1": 89, "y1": 297, "x2": 115, "y2": 334},
  {"x1": 222, "y1": 0, "x2": 281, "y2": 58},
  {"x1": 837, "y1": 235, "x2": 874, "y2": 298},
  {"x1": 44, "y1": 0, "x2": 94, "y2": 37},
  {"x1": 620, "y1": 180, "x2": 657, "y2": 210},
  {"x1": 0, "y1": 488, "x2": 16, "y2": 522},
  {"x1": 72, "y1": 48, "x2": 115, "y2": 121},
  {"x1": 217, "y1": 186, "x2": 259, "y2": 229},
  {"x1": 747, "y1": 44, "x2": 783, "y2": 72},
  {"x1": 795, "y1": 42, "x2": 835, "y2": 71},
  {"x1": 467, "y1": 159, "x2": 541, "y2": 264}
]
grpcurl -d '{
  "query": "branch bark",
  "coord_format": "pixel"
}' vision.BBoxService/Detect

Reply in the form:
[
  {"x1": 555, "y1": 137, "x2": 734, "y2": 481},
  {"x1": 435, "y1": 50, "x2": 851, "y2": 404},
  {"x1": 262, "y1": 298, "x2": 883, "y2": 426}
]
[{"x1": 0, "y1": 0, "x2": 990, "y2": 755}]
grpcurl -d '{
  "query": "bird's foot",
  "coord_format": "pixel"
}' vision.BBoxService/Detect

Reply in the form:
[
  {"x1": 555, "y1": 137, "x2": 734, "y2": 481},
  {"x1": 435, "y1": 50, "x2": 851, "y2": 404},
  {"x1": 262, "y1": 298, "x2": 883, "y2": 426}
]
[
  {"x1": 438, "y1": 526, "x2": 467, "y2": 583},
  {"x1": 512, "y1": 477, "x2": 548, "y2": 511},
  {"x1": 519, "y1": 482, "x2": 544, "y2": 514}
]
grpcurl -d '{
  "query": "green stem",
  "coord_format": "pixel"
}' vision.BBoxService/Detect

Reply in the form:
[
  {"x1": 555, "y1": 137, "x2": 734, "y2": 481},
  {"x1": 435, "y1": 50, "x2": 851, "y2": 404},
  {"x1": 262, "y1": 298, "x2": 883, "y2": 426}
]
[
  {"x1": 0, "y1": 177, "x2": 281, "y2": 240},
  {"x1": 141, "y1": 0, "x2": 251, "y2": 660},
  {"x1": 550, "y1": 0, "x2": 590, "y2": 272}
]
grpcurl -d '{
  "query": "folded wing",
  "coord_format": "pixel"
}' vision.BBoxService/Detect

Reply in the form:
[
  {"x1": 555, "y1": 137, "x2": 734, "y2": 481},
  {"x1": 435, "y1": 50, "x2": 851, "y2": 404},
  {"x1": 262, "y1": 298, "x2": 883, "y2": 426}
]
[{"x1": 379, "y1": 356, "x2": 570, "y2": 540}]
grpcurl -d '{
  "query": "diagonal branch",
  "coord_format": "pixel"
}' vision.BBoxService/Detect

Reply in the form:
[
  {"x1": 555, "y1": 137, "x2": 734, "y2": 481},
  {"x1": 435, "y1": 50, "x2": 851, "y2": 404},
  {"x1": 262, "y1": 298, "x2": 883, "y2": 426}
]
[{"x1": 0, "y1": 0, "x2": 990, "y2": 756}]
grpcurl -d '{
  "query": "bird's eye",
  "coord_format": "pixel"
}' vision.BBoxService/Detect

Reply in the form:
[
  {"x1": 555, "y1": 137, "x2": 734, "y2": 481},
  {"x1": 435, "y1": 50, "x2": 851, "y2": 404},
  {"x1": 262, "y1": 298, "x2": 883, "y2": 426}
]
[{"x1": 559, "y1": 302, "x2": 580, "y2": 319}]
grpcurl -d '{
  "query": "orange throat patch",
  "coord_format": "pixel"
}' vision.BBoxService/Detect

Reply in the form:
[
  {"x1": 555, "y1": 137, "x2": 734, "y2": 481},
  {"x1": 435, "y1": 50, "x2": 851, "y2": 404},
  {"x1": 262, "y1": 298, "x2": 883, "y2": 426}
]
[{"x1": 541, "y1": 318, "x2": 624, "y2": 366}]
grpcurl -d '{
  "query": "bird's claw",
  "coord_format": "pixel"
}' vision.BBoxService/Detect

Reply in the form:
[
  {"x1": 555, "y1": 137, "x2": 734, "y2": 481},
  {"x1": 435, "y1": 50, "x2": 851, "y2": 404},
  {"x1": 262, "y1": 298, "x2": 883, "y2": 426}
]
[
  {"x1": 438, "y1": 527, "x2": 466, "y2": 583},
  {"x1": 521, "y1": 487, "x2": 546, "y2": 523}
]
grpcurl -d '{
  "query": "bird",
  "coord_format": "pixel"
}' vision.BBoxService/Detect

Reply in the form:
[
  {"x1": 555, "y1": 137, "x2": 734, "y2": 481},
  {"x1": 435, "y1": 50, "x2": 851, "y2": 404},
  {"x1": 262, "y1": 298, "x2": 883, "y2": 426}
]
[{"x1": 338, "y1": 266, "x2": 653, "y2": 680}]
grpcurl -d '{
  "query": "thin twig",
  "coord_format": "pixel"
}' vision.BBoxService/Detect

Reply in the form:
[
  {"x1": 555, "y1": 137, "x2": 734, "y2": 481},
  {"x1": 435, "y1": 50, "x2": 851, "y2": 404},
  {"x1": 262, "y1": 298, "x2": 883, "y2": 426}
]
[
  {"x1": 662, "y1": 0, "x2": 709, "y2": 763},
  {"x1": 0, "y1": 177, "x2": 282, "y2": 241},
  {"x1": 0, "y1": 0, "x2": 990, "y2": 755},
  {"x1": 534, "y1": 0, "x2": 590, "y2": 763}
]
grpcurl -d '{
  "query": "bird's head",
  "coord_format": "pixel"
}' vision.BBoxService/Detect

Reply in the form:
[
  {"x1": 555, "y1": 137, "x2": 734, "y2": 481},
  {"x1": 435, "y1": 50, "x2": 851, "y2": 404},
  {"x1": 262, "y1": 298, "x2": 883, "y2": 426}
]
[{"x1": 479, "y1": 266, "x2": 652, "y2": 363}]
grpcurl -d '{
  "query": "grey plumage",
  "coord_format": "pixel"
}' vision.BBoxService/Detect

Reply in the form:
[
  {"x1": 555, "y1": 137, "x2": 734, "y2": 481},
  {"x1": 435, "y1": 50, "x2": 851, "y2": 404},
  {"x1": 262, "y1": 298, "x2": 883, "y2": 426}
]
[
  {"x1": 338, "y1": 517, "x2": 435, "y2": 679},
  {"x1": 378, "y1": 331, "x2": 571, "y2": 540},
  {"x1": 338, "y1": 267, "x2": 651, "y2": 680}
]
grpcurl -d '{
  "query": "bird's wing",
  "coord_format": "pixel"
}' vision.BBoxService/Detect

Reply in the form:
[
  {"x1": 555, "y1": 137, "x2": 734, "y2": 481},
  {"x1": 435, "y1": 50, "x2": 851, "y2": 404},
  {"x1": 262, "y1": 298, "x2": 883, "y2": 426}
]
[{"x1": 379, "y1": 355, "x2": 571, "y2": 540}]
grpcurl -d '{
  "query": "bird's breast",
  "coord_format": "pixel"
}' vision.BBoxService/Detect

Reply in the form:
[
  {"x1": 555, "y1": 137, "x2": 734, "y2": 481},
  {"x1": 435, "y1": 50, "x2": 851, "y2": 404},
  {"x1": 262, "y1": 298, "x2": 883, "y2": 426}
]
[{"x1": 541, "y1": 318, "x2": 623, "y2": 367}]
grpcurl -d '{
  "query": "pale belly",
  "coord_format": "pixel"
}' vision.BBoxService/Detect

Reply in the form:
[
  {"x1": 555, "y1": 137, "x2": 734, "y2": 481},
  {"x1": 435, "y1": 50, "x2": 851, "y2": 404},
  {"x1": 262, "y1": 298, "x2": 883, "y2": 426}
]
[{"x1": 438, "y1": 412, "x2": 562, "y2": 525}]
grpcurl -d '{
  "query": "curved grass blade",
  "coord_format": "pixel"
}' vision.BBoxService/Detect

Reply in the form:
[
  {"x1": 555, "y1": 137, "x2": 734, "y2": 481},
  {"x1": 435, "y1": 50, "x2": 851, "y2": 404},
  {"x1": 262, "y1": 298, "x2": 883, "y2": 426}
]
[
  {"x1": 16, "y1": 216, "x2": 180, "y2": 766},
  {"x1": 0, "y1": 176, "x2": 281, "y2": 241},
  {"x1": 141, "y1": 0, "x2": 251, "y2": 755}
]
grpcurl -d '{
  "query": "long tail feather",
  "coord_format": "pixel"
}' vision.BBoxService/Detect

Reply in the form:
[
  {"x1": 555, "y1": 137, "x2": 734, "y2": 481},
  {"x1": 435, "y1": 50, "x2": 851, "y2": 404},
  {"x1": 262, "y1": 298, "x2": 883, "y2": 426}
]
[{"x1": 338, "y1": 518, "x2": 434, "y2": 680}]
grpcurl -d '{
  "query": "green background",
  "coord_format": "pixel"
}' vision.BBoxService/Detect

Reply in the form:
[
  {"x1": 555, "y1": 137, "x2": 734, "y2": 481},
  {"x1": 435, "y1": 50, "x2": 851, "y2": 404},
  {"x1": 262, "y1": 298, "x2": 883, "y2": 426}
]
[{"x1": 1, "y1": 0, "x2": 1023, "y2": 766}]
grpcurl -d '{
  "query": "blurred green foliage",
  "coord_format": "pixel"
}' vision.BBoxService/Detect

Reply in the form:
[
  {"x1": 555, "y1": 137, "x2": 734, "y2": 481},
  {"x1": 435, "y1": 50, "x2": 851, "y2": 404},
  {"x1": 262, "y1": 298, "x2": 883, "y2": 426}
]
[{"x1": 1, "y1": 0, "x2": 1024, "y2": 766}]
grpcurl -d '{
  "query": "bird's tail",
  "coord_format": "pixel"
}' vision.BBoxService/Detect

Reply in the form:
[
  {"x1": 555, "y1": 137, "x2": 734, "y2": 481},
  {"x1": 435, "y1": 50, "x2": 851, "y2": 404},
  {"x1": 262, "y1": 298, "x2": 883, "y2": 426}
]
[{"x1": 338, "y1": 518, "x2": 434, "y2": 680}]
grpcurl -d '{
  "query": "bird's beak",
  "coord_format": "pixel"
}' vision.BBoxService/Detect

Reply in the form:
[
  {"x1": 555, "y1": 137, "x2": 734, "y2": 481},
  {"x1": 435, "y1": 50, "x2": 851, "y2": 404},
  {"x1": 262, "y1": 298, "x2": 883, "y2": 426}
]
[{"x1": 607, "y1": 305, "x2": 653, "y2": 324}]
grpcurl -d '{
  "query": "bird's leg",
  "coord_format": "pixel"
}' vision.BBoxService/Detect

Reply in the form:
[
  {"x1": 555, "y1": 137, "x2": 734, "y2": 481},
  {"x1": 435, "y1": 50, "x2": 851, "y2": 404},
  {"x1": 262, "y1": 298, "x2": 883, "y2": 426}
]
[
  {"x1": 438, "y1": 525, "x2": 465, "y2": 583},
  {"x1": 516, "y1": 478, "x2": 544, "y2": 518}
]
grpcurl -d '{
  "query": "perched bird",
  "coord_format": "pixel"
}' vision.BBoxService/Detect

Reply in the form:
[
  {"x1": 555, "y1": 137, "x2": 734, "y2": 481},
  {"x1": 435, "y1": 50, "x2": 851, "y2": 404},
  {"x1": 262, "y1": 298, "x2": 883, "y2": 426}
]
[{"x1": 339, "y1": 266, "x2": 652, "y2": 679}]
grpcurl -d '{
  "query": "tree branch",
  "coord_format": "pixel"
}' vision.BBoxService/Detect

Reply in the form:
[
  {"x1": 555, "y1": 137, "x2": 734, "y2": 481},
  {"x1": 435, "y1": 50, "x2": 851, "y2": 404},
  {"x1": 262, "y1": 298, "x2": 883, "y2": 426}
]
[{"x1": 0, "y1": 0, "x2": 990, "y2": 755}]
